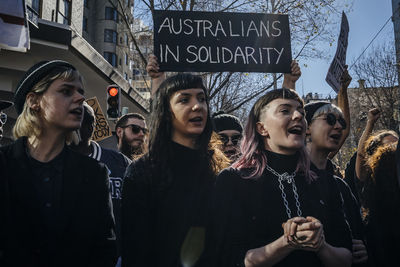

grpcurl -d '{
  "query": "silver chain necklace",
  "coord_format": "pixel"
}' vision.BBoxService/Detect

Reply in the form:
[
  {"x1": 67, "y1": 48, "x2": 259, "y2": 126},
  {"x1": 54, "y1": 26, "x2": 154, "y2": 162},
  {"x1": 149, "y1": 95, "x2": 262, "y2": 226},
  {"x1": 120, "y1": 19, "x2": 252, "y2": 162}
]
[{"x1": 266, "y1": 164, "x2": 302, "y2": 219}]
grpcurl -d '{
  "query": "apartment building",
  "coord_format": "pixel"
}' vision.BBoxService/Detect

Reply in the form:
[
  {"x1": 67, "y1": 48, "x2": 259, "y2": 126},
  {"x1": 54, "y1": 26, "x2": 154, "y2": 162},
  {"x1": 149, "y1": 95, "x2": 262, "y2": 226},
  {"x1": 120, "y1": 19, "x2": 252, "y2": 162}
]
[{"x1": 0, "y1": 0, "x2": 149, "y2": 146}]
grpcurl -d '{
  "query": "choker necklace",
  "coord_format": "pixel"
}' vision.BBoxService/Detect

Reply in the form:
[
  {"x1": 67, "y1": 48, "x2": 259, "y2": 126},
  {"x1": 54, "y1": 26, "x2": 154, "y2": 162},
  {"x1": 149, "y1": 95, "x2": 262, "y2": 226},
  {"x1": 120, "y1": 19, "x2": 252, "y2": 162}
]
[{"x1": 266, "y1": 164, "x2": 302, "y2": 219}]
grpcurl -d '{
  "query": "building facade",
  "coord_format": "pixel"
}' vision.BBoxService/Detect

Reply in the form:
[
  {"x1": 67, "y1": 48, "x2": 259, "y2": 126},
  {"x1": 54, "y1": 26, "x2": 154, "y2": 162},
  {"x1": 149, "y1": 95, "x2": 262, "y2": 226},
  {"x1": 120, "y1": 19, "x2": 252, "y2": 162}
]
[{"x1": 0, "y1": 0, "x2": 150, "y2": 147}]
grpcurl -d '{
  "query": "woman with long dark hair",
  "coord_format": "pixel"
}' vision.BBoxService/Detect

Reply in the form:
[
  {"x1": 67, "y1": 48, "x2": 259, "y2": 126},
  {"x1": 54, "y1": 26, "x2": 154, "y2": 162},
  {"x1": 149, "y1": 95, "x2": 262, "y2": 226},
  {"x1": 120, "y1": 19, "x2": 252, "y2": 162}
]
[
  {"x1": 213, "y1": 88, "x2": 352, "y2": 267},
  {"x1": 121, "y1": 73, "x2": 228, "y2": 267}
]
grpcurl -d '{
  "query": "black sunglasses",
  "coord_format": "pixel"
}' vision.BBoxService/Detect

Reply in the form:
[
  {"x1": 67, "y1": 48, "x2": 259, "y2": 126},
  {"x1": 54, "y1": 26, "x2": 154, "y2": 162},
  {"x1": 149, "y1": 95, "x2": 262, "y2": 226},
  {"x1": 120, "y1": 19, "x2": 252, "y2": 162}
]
[
  {"x1": 0, "y1": 112, "x2": 6, "y2": 124},
  {"x1": 317, "y1": 113, "x2": 347, "y2": 129},
  {"x1": 219, "y1": 134, "x2": 242, "y2": 146},
  {"x1": 122, "y1": 124, "x2": 148, "y2": 134}
]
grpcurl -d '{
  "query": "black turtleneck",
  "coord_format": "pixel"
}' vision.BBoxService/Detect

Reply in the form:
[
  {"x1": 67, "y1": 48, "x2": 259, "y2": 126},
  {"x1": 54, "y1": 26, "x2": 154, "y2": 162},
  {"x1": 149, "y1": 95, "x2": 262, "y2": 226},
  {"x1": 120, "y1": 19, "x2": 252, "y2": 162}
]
[
  {"x1": 122, "y1": 141, "x2": 215, "y2": 267},
  {"x1": 213, "y1": 149, "x2": 352, "y2": 267},
  {"x1": 264, "y1": 149, "x2": 298, "y2": 173}
]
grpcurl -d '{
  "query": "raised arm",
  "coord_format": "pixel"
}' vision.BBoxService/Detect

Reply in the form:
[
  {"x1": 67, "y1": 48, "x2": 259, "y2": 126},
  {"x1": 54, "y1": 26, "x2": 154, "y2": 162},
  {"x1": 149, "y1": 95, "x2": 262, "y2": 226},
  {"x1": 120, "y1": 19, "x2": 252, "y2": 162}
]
[
  {"x1": 328, "y1": 66, "x2": 351, "y2": 159},
  {"x1": 355, "y1": 108, "x2": 381, "y2": 181},
  {"x1": 146, "y1": 54, "x2": 166, "y2": 96},
  {"x1": 282, "y1": 60, "x2": 301, "y2": 90}
]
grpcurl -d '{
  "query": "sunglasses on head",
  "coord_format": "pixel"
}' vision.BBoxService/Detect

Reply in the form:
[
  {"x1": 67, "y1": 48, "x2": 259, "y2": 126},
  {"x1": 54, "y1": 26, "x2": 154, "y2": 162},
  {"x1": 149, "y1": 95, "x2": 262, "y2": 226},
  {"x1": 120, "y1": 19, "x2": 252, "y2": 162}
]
[
  {"x1": 0, "y1": 112, "x2": 6, "y2": 124},
  {"x1": 123, "y1": 124, "x2": 148, "y2": 134},
  {"x1": 219, "y1": 134, "x2": 242, "y2": 146},
  {"x1": 318, "y1": 113, "x2": 347, "y2": 129}
]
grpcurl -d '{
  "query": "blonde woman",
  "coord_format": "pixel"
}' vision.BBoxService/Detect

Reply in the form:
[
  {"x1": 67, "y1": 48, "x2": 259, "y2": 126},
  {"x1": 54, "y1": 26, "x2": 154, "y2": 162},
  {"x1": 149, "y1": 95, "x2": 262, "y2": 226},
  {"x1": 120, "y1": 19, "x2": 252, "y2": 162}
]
[{"x1": 0, "y1": 60, "x2": 117, "y2": 267}]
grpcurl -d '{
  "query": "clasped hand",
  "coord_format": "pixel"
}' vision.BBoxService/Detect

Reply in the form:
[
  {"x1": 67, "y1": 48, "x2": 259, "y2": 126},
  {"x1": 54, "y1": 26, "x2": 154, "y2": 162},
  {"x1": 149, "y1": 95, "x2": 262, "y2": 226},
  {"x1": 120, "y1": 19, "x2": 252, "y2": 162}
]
[{"x1": 282, "y1": 216, "x2": 325, "y2": 252}]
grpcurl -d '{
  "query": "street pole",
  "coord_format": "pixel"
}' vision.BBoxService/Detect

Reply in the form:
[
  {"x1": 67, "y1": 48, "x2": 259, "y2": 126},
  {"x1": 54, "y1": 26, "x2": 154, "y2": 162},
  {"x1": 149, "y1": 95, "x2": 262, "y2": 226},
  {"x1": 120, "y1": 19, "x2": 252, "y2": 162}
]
[{"x1": 392, "y1": 0, "x2": 400, "y2": 132}]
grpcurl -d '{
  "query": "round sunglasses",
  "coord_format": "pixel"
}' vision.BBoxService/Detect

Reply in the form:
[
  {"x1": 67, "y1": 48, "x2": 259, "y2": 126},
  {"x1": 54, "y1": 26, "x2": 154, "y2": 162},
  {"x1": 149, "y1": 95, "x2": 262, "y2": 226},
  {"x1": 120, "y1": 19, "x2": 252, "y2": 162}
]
[
  {"x1": 219, "y1": 134, "x2": 242, "y2": 146},
  {"x1": 122, "y1": 124, "x2": 148, "y2": 135},
  {"x1": 313, "y1": 113, "x2": 347, "y2": 129}
]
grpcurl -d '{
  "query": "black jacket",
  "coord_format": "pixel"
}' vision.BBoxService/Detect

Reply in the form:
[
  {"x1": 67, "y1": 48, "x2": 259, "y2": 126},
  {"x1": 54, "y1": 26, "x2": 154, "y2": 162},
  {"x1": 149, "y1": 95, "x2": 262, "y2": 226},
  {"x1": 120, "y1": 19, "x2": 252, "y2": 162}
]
[{"x1": 0, "y1": 138, "x2": 117, "y2": 267}]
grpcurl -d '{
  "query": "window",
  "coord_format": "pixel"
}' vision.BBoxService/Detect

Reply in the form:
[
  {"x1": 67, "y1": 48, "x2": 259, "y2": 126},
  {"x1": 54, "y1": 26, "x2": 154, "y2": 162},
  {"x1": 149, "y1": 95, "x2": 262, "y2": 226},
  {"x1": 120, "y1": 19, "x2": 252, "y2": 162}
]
[
  {"x1": 125, "y1": 33, "x2": 129, "y2": 46},
  {"x1": 105, "y1": 7, "x2": 118, "y2": 21},
  {"x1": 84, "y1": 0, "x2": 89, "y2": 8},
  {"x1": 83, "y1": 17, "x2": 88, "y2": 32},
  {"x1": 104, "y1": 29, "x2": 117, "y2": 43},
  {"x1": 104, "y1": 52, "x2": 117, "y2": 67},
  {"x1": 125, "y1": 53, "x2": 128, "y2": 65},
  {"x1": 56, "y1": 0, "x2": 71, "y2": 25},
  {"x1": 31, "y1": 0, "x2": 40, "y2": 14}
]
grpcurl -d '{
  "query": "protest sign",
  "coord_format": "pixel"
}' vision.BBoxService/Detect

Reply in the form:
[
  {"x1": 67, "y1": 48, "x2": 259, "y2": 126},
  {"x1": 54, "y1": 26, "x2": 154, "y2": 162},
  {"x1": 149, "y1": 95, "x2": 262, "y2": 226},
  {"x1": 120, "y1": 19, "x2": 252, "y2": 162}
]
[
  {"x1": 85, "y1": 97, "x2": 112, "y2": 142},
  {"x1": 326, "y1": 11, "x2": 349, "y2": 93},
  {"x1": 153, "y1": 10, "x2": 292, "y2": 73}
]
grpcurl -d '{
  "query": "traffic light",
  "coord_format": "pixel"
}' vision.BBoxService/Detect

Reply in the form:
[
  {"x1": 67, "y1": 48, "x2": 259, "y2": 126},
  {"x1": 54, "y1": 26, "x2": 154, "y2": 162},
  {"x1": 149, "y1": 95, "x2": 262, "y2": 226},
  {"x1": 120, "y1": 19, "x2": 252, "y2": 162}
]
[{"x1": 107, "y1": 85, "x2": 120, "y2": 119}]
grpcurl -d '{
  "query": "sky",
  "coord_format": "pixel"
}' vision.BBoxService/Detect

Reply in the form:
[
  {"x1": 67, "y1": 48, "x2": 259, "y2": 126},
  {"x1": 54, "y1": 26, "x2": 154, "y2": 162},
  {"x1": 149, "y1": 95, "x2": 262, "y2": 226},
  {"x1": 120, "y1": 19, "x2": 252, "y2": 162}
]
[{"x1": 298, "y1": 0, "x2": 395, "y2": 97}]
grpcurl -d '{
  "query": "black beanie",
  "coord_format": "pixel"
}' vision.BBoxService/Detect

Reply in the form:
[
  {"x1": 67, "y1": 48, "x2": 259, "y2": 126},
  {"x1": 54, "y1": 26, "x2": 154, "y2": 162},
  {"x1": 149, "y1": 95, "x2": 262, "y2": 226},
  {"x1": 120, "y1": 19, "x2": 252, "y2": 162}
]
[
  {"x1": 212, "y1": 111, "x2": 243, "y2": 133},
  {"x1": 304, "y1": 101, "x2": 330, "y2": 125},
  {"x1": 14, "y1": 60, "x2": 76, "y2": 114}
]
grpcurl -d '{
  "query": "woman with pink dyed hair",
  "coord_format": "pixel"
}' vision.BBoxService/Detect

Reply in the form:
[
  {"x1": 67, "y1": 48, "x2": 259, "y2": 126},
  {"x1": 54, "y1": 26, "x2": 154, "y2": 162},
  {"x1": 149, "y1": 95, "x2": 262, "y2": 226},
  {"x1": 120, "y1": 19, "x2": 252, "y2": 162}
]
[{"x1": 212, "y1": 88, "x2": 352, "y2": 267}]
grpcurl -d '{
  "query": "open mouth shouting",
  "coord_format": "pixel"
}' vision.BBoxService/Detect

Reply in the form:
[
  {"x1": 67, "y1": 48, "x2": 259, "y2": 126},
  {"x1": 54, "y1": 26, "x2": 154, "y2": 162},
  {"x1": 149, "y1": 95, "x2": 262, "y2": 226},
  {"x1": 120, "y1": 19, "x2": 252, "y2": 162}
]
[
  {"x1": 287, "y1": 125, "x2": 304, "y2": 136},
  {"x1": 70, "y1": 107, "x2": 83, "y2": 118},
  {"x1": 329, "y1": 133, "x2": 342, "y2": 144},
  {"x1": 189, "y1": 116, "x2": 203, "y2": 125}
]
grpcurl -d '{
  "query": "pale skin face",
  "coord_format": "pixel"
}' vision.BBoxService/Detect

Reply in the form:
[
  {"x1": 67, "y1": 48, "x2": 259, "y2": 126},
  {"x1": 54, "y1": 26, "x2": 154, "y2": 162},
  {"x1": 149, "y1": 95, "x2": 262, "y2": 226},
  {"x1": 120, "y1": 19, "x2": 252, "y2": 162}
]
[
  {"x1": 307, "y1": 113, "x2": 344, "y2": 153},
  {"x1": 218, "y1": 129, "x2": 242, "y2": 160},
  {"x1": 256, "y1": 98, "x2": 306, "y2": 155},
  {"x1": 116, "y1": 117, "x2": 147, "y2": 149},
  {"x1": 169, "y1": 88, "x2": 208, "y2": 148},
  {"x1": 27, "y1": 76, "x2": 85, "y2": 134}
]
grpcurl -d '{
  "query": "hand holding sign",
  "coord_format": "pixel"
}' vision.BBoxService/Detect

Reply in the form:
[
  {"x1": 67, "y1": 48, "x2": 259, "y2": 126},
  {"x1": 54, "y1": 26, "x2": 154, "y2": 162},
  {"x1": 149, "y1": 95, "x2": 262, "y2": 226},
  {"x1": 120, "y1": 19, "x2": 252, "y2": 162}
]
[
  {"x1": 340, "y1": 65, "x2": 352, "y2": 89},
  {"x1": 147, "y1": 54, "x2": 167, "y2": 96},
  {"x1": 283, "y1": 60, "x2": 301, "y2": 89},
  {"x1": 146, "y1": 54, "x2": 163, "y2": 79}
]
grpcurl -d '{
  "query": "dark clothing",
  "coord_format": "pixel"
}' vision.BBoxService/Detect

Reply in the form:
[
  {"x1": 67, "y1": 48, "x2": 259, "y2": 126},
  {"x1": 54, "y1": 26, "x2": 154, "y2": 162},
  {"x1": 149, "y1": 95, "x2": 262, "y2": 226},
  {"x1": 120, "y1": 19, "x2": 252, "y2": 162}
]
[
  {"x1": 312, "y1": 161, "x2": 365, "y2": 241},
  {"x1": 362, "y1": 145, "x2": 400, "y2": 267},
  {"x1": 0, "y1": 137, "x2": 117, "y2": 267},
  {"x1": 29, "y1": 146, "x2": 65, "y2": 241},
  {"x1": 89, "y1": 141, "x2": 131, "y2": 255},
  {"x1": 343, "y1": 153, "x2": 364, "y2": 203},
  {"x1": 213, "y1": 151, "x2": 352, "y2": 267},
  {"x1": 121, "y1": 142, "x2": 214, "y2": 267},
  {"x1": 319, "y1": 160, "x2": 370, "y2": 267}
]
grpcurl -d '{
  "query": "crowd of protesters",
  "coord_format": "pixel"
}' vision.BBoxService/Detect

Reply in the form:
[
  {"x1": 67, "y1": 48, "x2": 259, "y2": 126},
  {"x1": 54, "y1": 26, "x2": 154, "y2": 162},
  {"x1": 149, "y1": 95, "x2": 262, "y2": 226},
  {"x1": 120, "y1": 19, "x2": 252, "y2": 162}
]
[{"x1": 0, "y1": 55, "x2": 399, "y2": 267}]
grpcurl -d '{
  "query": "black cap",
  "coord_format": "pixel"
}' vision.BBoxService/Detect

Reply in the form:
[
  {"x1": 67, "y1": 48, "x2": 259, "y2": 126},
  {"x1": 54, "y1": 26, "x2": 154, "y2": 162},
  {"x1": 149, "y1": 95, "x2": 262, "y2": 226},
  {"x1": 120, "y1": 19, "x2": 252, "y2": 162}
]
[
  {"x1": 14, "y1": 60, "x2": 76, "y2": 114},
  {"x1": 212, "y1": 111, "x2": 243, "y2": 133},
  {"x1": 304, "y1": 101, "x2": 330, "y2": 125},
  {"x1": 0, "y1": 100, "x2": 13, "y2": 111}
]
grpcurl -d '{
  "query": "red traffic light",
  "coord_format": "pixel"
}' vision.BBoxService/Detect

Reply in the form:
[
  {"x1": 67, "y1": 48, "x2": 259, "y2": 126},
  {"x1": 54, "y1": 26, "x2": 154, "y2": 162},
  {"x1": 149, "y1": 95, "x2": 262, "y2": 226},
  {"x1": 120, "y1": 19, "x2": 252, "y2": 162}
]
[{"x1": 108, "y1": 87, "x2": 118, "y2": 97}]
